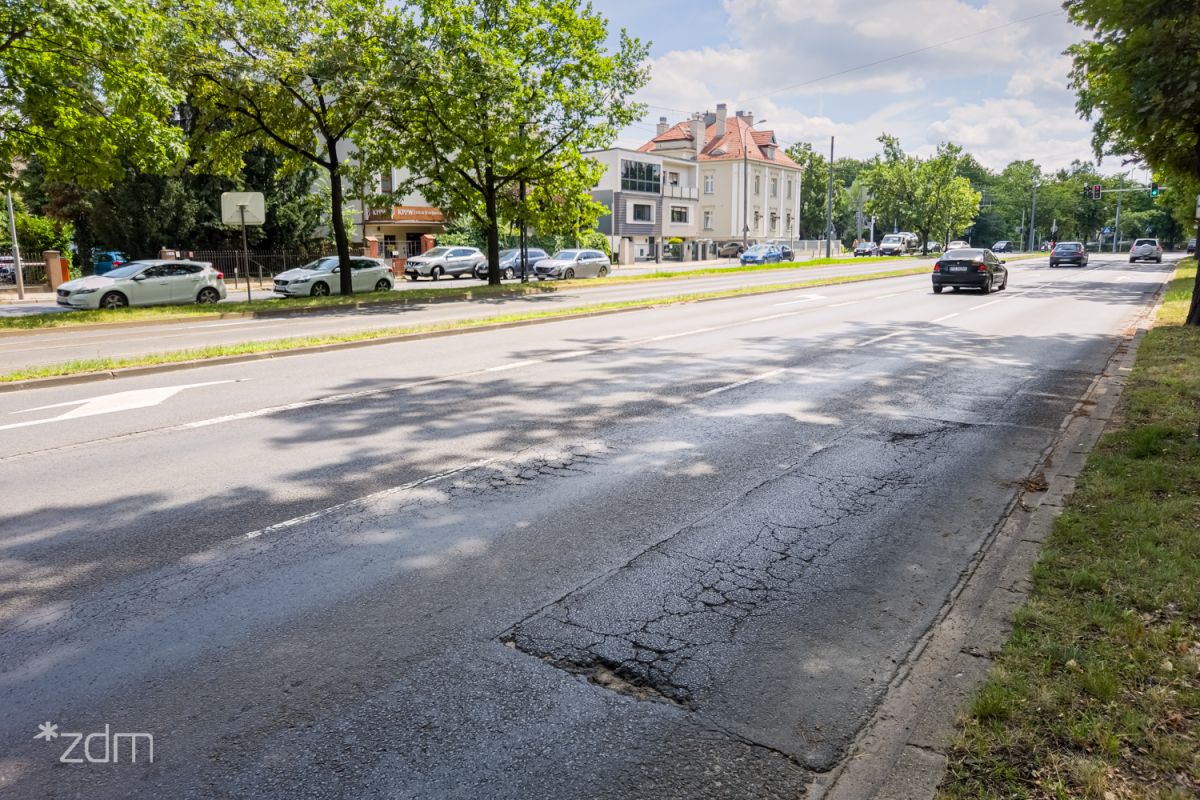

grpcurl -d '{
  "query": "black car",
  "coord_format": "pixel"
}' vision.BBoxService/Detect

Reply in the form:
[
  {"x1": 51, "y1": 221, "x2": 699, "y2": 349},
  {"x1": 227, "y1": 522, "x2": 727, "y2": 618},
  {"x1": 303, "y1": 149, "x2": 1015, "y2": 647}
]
[
  {"x1": 854, "y1": 241, "x2": 880, "y2": 257},
  {"x1": 991, "y1": 240, "x2": 1013, "y2": 253},
  {"x1": 473, "y1": 248, "x2": 549, "y2": 280},
  {"x1": 1049, "y1": 241, "x2": 1088, "y2": 268},
  {"x1": 1187, "y1": 238, "x2": 1196, "y2": 254},
  {"x1": 932, "y1": 248, "x2": 1008, "y2": 294}
]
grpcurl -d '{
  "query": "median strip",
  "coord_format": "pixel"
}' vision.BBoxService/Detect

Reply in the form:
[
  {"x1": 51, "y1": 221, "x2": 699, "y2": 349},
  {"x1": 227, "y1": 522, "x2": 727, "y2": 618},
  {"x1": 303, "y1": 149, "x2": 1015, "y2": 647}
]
[{"x1": 0, "y1": 266, "x2": 930, "y2": 388}]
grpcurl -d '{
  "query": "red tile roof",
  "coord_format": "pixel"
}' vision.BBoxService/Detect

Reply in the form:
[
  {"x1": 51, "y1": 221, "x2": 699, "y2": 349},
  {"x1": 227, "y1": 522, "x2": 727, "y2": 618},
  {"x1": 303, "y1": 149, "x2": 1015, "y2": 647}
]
[{"x1": 638, "y1": 115, "x2": 799, "y2": 168}]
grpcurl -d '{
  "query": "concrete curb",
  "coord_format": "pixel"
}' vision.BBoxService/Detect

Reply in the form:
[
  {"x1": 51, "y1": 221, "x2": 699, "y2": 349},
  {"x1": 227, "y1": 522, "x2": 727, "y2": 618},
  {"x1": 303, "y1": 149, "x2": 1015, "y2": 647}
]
[
  {"x1": 809, "y1": 277, "x2": 1171, "y2": 800},
  {"x1": 0, "y1": 269, "x2": 930, "y2": 394}
]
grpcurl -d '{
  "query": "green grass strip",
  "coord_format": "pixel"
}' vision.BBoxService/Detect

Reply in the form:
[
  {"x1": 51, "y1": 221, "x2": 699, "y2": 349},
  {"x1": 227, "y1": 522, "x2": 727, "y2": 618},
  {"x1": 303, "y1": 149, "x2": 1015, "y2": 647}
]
[
  {"x1": 1, "y1": 266, "x2": 930, "y2": 382},
  {"x1": 938, "y1": 261, "x2": 1200, "y2": 799}
]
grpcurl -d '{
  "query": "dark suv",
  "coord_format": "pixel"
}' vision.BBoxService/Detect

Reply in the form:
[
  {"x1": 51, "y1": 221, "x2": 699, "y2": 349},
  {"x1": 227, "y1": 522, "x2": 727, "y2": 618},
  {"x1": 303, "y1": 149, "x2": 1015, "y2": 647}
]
[
  {"x1": 473, "y1": 248, "x2": 548, "y2": 280},
  {"x1": 932, "y1": 248, "x2": 1008, "y2": 294}
]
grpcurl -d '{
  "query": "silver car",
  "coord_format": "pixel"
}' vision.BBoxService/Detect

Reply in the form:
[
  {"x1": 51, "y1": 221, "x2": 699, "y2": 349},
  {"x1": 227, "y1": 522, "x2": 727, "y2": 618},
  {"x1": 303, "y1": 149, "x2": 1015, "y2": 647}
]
[
  {"x1": 533, "y1": 249, "x2": 610, "y2": 279},
  {"x1": 56, "y1": 260, "x2": 227, "y2": 309},
  {"x1": 404, "y1": 247, "x2": 486, "y2": 280},
  {"x1": 1128, "y1": 238, "x2": 1162, "y2": 263},
  {"x1": 272, "y1": 257, "x2": 394, "y2": 297}
]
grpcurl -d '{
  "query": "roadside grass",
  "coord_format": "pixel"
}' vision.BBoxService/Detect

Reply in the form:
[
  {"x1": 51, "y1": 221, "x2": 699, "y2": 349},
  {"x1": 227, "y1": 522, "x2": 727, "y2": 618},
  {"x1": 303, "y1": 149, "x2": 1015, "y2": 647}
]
[
  {"x1": 0, "y1": 265, "x2": 931, "y2": 383},
  {"x1": 938, "y1": 260, "x2": 1200, "y2": 800},
  {"x1": 0, "y1": 255, "x2": 949, "y2": 332}
]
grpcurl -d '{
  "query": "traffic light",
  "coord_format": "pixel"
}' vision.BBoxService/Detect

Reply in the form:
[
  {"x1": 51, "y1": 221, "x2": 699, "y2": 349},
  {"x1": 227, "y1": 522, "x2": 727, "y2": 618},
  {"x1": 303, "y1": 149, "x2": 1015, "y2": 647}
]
[
  {"x1": 1083, "y1": 185, "x2": 1093, "y2": 200},
  {"x1": 1093, "y1": 184, "x2": 1102, "y2": 199},
  {"x1": 1150, "y1": 182, "x2": 1159, "y2": 197}
]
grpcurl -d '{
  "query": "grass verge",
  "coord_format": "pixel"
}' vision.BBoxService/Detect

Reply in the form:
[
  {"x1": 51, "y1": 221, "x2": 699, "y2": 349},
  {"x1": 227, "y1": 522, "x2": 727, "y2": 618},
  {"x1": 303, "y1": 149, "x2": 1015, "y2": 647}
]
[
  {"x1": 938, "y1": 260, "x2": 1200, "y2": 800},
  {"x1": 0, "y1": 265, "x2": 930, "y2": 383}
]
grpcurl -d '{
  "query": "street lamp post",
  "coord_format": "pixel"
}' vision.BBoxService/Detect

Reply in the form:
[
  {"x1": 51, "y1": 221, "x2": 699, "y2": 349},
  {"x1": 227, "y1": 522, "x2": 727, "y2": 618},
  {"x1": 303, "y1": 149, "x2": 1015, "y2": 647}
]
[{"x1": 742, "y1": 118, "x2": 768, "y2": 250}]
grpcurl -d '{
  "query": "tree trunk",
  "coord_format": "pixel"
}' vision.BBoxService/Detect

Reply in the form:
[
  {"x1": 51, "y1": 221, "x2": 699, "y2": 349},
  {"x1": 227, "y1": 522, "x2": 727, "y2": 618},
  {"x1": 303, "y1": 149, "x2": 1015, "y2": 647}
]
[
  {"x1": 483, "y1": 170, "x2": 501, "y2": 287},
  {"x1": 327, "y1": 138, "x2": 353, "y2": 296},
  {"x1": 1185, "y1": 217, "x2": 1200, "y2": 326}
]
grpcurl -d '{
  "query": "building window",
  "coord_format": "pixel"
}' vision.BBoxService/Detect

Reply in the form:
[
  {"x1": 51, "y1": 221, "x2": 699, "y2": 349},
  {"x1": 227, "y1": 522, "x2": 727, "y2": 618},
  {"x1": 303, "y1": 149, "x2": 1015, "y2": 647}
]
[
  {"x1": 383, "y1": 234, "x2": 397, "y2": 256},
  {"x1": 703, "y1": 174, "x2": 714, "y2": 194},
  {"x1": 632, "y1": 203, "x2": 653, "y2": 222},
  {"x1": 754, "y1": 174, "x2": 761, "y2": 195},
  {"x1": 786, "y1": 178, "x2": 793, "y2": 199},
  {"x1": 670, "y1": 206, "x2": 688, "y2": 224},
  {"x1": 621, "y1": 160, "x2": 661, "y2": 193},
  {"x1": 770, "y1": 177, "x2": 778, "y2": 198},
  {"x1": 771, "y1": 212, "x2": 779, "y2": 231},
  {"x1": 703, "y1": 211, "x2": 713, "y2": 230},
  {"x1": 380, "y1": 171, "x2": 393, "y2": 194},
  {"x1": 667, "y1": 170, "x2": 680, "y2": 186},
  {"x1": 786, "y1": 213, "x2": 793, "y2": 231}
]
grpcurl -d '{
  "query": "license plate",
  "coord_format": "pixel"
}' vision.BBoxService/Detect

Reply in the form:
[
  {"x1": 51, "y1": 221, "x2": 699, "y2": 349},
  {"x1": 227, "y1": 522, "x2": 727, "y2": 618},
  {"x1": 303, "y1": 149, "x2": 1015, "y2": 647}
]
[{"x1": 948, "y1": 265, "x2": 968, "y2": 272}]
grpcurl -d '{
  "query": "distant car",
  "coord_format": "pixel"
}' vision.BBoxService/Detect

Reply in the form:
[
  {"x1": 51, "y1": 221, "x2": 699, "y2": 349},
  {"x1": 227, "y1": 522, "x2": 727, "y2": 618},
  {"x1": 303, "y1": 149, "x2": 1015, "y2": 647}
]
[
  {"x1": 56, "y1": 260, "x2": 227, "y2": 309},
  {"x1": 925, "y1": 241, "x2": 942, "y2": 253},
  {"x1": 1187, "y1": 238, "x2": 1196, "y2": 254},
  {"x1": 92, "y1": 250, "x2": 129, "y2": 275},
  {"x1": 854, "y1": 241, "x2": 880, "y2": 257},
  {"x1": 932, "y1": 248, "x2": 1008, "y2": 295},
  {"x1": 946, "y1": 240, "x2": 971, "y2": 250},
  {"x1": 533, "y1": 249, "x2": 610, "y2": 279},
  {"x1": 879, "y1": 233, "x2": 917, "y2": 256},
  {"x1": 273, "y1": 256, "x2": 394, "y2": 296},
  {"x1": 717, "y1": 241, "x2": 745, "y2": 258},
  {"x1": 1049, "y1": 241, "x2": 1088, "y2": 268},
  {"x1": 0, "y1": 255, "x2": 13, "y2": 283},
  {"x1": 404, "y1": 246, "x2": 486, "y2": 280},
  {"x1": 473, "y1": 248, "x2": 549, "y2": 280},
  {"x1": 992, "y1": 241, "x2": 1013, "y2": 253},
  {"x1": 1129, "y1": 238, "x2": 1162, "y2": 263},
  {"x1": 764, "y1": 241, "x2": 795, "y2": 260},
  {"x1": 740, "y1": 244, "x2": 783, "y2": 265}
]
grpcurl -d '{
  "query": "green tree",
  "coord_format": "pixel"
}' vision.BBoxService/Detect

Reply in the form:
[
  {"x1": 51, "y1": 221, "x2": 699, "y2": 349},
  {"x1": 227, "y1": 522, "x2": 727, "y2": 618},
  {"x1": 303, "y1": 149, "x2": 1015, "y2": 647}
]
[
  {"x1": 1067, "y1": 0, "x2": 1200, "y2": 324},
  {"x1": 186, "y1": 0, "x2": 412, "y2": 294},
  {"x1": 370, "y1": 0, "x2": 649, "y2": 285},
  {"x1": 0, "y1": 0, "x2": 184, "y2": 185},
  {"x1": 863, "y1": 136, "x2": 979, "y2": 249}
]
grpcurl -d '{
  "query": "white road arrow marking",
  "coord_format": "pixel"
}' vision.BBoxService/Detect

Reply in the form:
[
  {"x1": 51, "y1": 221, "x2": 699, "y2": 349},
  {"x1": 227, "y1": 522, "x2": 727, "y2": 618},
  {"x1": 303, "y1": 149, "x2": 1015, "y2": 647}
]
[{"x1": 2, "y1": 381, "x2": 238, "y2": 431}]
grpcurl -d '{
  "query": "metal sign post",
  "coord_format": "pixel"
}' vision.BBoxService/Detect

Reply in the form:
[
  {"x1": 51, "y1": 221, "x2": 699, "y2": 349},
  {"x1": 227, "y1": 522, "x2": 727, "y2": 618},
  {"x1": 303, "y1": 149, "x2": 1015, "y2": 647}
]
[
  {"x1": 221, "y1": 192, "x2": 266, "y2": 302},
  {"x1": 5, "y1": 189, "x2": 25, "y2": 300}
]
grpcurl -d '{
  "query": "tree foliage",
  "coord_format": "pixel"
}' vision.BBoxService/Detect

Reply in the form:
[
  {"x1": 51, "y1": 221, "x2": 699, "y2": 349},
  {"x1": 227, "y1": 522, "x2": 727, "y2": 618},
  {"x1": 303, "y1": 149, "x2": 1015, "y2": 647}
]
[
  {"x1": 863, "y1": 136, "x2": 980, "y2": 249},
  {"x1": 367, "y1": 0, "x2": 649, "y2": 285}
]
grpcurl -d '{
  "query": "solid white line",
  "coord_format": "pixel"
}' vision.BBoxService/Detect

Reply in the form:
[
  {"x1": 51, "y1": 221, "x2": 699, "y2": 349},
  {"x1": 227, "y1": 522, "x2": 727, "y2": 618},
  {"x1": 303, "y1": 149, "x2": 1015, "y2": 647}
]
[
  {"x1": 931, "y1": 312, "x2": 960, "y2": 323},
  {"x1": 856, "y1": 330, "x2": 906, "y2": 347},
  {"x1": 699, "y1": 368, "x2": 787, "y2": 398}
]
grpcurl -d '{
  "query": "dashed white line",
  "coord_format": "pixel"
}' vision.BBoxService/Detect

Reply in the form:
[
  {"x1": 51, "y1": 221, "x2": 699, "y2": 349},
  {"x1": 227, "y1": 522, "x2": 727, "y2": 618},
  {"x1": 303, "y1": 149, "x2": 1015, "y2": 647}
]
[
  {"x1": 699, "y1": 368, "x2": 788, "y2": 398},
  {"x1": 771, "y1": 294, "x2": 825, "y2": 307},
  {"x1": 931, "y1": 312, "x2": 960, "y2": 323},
  {"x1": 828, "y1": 300, "x2": 862, "y2": 308},
  {"x1": 968, "y1": 298, "x2": 1006, "y2": 311},
  {"x1": 856, "y1": 330, "x2": 907, "y2": 347}
]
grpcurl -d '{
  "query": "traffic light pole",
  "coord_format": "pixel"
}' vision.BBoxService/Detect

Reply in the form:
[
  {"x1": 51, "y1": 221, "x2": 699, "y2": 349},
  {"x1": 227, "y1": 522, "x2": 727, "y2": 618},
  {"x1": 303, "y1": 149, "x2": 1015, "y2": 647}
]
[{"x1": 1113, "y1": 177, "x2": 1122, "y2": 253}]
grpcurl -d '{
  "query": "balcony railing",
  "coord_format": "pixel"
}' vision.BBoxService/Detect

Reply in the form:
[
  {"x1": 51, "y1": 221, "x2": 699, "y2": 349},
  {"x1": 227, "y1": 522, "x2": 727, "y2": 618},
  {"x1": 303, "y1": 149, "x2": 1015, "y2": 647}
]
[{"x1": 662, "y1": 185, "x2": 698, "y2": 200}]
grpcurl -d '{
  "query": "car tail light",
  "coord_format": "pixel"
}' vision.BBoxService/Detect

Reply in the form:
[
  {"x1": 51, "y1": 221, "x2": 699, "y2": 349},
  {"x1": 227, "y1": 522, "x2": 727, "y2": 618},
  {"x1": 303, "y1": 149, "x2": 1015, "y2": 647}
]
[
  {"x1": 932, "y1": 262, "x2": 941, "y2": 272},
  {"x1": 387, "y1": 267, "x2": 394, "y2": 275},
  {"x1": 977, "y1": 262, "x2": 987, "y2": 272}
]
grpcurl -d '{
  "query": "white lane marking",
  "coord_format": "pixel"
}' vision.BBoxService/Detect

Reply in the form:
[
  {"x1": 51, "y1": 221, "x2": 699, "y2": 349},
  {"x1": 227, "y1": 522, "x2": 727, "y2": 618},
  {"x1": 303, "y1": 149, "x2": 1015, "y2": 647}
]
[
  {"x1": 244, "y1": 457, "x2": 498, "y2": 539},
  {"x1": 1, "y1": 381, "x2": 239, "y2": 431},
  {"x1": 699, "y1": 368, "x2": 787, "y2": 398},
  {"x1": 829, "y1": 300, "x2": 861, "y2": 308},
  {"x1": 931, "y1": 312, "x2": 960, "y2": 323},
  {"x1": 856, "y1": 330, "x2": 906, "y2": 347},
  {"x1": 968, "y1": 298, "x2": 1006, "y2": 311},
  {"x1": 771, "y1": 294, "x2": 826, "y2": 307},
  {"x1": 872, "y1": 292, "x2": 907, "y2": 300}
]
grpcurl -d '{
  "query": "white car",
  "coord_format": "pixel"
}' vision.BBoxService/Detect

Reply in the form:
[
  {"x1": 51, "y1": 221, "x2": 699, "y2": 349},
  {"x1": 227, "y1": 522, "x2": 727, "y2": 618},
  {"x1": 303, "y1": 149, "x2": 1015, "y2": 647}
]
[
  {"x1": 946, "y1": 240, "x2": 971, "y2": 250},
  {"x1": 272, "y1": 256, "x2": 394, "y2": 297},
  {"x1": 532, "y1": 249, "x2": 610, "y2": 279},
  {"x1": 56, "y1": 260, "x2": 227, "y2": 310},
  {"x1": 1128, "y1": 238, "x2": 1162, "y2": 263}
]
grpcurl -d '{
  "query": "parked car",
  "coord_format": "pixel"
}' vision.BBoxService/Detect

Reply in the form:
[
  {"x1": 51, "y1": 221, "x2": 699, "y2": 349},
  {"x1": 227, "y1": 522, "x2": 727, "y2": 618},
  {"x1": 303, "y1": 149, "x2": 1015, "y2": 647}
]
[
  {"x1": 92, "y1": 250, "x2": 129, "y2": 276},
  {"x1": 1049, "y1": 241, "x2": 1089, "y2": 268},
  {"x1": 1188, "y1": 238, "x2": 1196, "y2": 254},
  {"x1": 273, "y1": 256, "x2": 394, "y2": 297},
  {"x1": 992, "y1": 240, "x2": 1013, "y2": 253},
  {"x1": 853, "y1": 241, "x2": 880, "y2": 257},
  {"x1": 932, "y1": 248, "x2": 1008, "y2": 294},
  {"x1": 533, "y1": 249, "x2": 610, "y2": 279},
  {"x1": 946, "y1": 240, "x2": 971, "y2": 250},
  {"x1": 925, "y1": 241, "x2": 942, "y2": 253},
  {"x1": 879, "y1": 233, "x2": 917, "y2": 256},
  {"x1": 739, "y1": 244, "x2": 784, "y2": 265},
  {"x1": 1128, "y1": 238, "x2": 1162, "y2": 263},
  {"x1": 717, "y1": 241, "x2": 745, "y2": 258},
  {"x1": 764, "y1": 240, "x2": 795, "y2": 260},
  {"x1": 56, "y1": 260, "x2": 227, "y2": 309},
  {"x1": 404, "y1": 246, "x2": 486, "y2": 280},
  {"x1": 472, "y1": 248, "x2": 549, "y2": 280},
  {"x1": 0, "y1": 255, "x2": 14, "y2": 283}
]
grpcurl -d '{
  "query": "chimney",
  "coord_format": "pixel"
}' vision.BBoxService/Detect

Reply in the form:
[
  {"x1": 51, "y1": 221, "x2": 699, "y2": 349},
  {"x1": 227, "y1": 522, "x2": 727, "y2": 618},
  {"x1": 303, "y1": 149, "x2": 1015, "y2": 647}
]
[
  {"x1": 739, "y1": 110, "x2": 754, "y2": 127},
  {"x1": 715, "y1": 103, "x2": 727, "y2": 138},
  {"x1": 689, "y1": 114, "x2": 705, "y2": 158},
  {"x1": 656, "y1": 116, "x2": 669, "y2": 136}
]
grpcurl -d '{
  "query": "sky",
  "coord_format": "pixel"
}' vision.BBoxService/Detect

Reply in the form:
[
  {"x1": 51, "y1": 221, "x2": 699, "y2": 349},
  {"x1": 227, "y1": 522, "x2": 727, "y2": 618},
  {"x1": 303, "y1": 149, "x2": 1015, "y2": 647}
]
[{"x1": 593, "y1": 0, "x2": 1144, "y2": 177}]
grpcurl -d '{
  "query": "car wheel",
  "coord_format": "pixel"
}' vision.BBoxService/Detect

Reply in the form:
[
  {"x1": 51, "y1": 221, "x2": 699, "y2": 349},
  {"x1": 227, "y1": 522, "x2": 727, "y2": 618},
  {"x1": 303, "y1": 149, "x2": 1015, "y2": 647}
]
[
  {"x1": 100, "y1": 291, "x2": 128, "y2": 309},
  {"x1": 598, "y1": 266, "x2": 609, "y2": 277},
  {"x1": 310, "y1": 282, "x2": 330, "y2": 297},
  {"x1": 980, "y1": 278, "x2": 992, "y2": 295},
  {"x1": 1129, "y1": 258, "x2": 1135, "y2": 263},
  {"x1": 374, "y1": 279, "x2": 391, "y2": 292},
  {"x1": 933, "y1": 286, "x2": 943, "y2": 294},
  {"x1": 1156, "y1": 257, "x2": 1162, "y2": 263},
  {"x1": 563, "y1": 268, "x2": 575, "y2": 279},
  {"x1": 431, "y1": 266, "x2": 443, "y2": 281},
  {"x1": 196, "y1": 287, "x2": 221, "y2": 304},
  {"x1": 503, "y1": 267, "x2": 515, "y2": 280},
  {"x1": 952, "y1": 286, "x2": 961, "y2": 292}
]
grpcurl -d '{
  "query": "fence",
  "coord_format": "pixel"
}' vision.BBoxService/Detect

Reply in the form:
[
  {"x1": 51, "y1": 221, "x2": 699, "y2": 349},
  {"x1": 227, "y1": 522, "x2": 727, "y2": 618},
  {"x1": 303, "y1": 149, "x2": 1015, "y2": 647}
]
[
  {"x1": 0, "y1": 261, "x2": 47, "y2": 287},
  {"x1": 188, "y1": 249, "x2": 337, "y2": 288}
]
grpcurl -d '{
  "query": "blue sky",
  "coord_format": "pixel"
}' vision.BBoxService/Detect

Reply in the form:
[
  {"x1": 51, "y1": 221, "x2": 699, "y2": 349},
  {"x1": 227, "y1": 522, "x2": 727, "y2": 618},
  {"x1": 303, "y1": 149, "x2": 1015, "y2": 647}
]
[{"x1": 592, "y1": 0, "x2": 1141, "y2": 176}]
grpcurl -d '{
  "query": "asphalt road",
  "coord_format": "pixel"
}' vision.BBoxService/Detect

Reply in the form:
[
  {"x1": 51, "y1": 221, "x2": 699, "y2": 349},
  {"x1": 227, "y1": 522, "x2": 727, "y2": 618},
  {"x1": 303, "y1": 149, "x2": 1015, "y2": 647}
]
[
  {"x1": 0, "y1": 253, "x2": 1174, "y2": 798},
  {"x1": 0, "y1": 257, "x2": 935, "y2": 374}
]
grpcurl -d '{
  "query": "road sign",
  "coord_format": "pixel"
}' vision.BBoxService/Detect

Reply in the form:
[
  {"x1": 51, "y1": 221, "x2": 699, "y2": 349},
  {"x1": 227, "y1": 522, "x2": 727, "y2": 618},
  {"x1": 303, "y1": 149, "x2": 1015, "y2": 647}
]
[
  {"x1": 1050, "y1": 219, "x2": 1058, "y2": 234},
  {"x1": 220, "y1": 192, "x2": 266, "y2": 226},
  {"x1": 1103, "y1": 226, "x2": 1111, "y2": 234}
]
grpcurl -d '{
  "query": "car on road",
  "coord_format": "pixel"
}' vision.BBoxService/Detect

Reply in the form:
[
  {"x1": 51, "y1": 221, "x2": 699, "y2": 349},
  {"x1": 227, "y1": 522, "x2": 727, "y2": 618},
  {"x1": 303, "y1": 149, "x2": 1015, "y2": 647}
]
[
  {"x1": 717, "y1": 241, "x2": 745, "y2": 258},
  {"x1": 1128, "y1": 238, "x2": 1162, "y2": 263},
  {"x1": 1188, "y1": 238, "x2": 1196, "y2": 254},
  {"x1": 92, "y1": 250, "x2": 129, "y2": 276},
  {"x1": 1049, "y1": 241, "x2": 1089, "y2": 268},
  {"x1": 925, "y1": 241, "x2": 942, "y2": 254},
  {"x1": 56, "y1": 260, "x2": 227, "y2": 309},
  {"x1": 992, "y1": 240, "x2": 1013, "y2": 253},
  {"x1": 946, "y1": 240, "x2": 971, "y2": 250},
  {"x1": 273, "y1": 257, "x2": 394, "y2": 297},
  {"x1": 533, "y1": 249, "x2": 610, "y2": 279},
  {"x1": 473, "y1": 248, "x2": 549, "y2": 281},
  {"x1": 932, "y1": 247, "x2": 1008, "y2": 295},
  {"x1": 879, "y1": 232, "x2": 918, "y2": 255},
  {"x1": 853, "y1": 241, "x2": 880, "y2": 257},
  {"x1": 404, "y1": 247, "x2": 486, "y2": 280},
  {"x1": 739, "y1": 244, "x2": 784, "y2": 265},
  {"x1": 765, "y1": 240, "x2": 795, "y2": 261}
]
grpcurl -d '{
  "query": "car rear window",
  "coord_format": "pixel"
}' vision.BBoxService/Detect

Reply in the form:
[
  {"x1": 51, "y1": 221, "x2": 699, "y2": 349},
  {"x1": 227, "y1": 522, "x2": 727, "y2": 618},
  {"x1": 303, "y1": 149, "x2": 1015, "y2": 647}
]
[{"x1": 1134, "y1": 239, "x2": 1156, "y2": 246}]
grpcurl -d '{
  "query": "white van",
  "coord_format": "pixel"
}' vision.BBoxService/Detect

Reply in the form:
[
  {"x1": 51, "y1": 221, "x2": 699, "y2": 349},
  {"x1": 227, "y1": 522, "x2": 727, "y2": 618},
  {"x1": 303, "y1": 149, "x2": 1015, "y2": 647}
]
[{"x1": 880, "y1": 232, "x2": 918, "y2": 256}]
